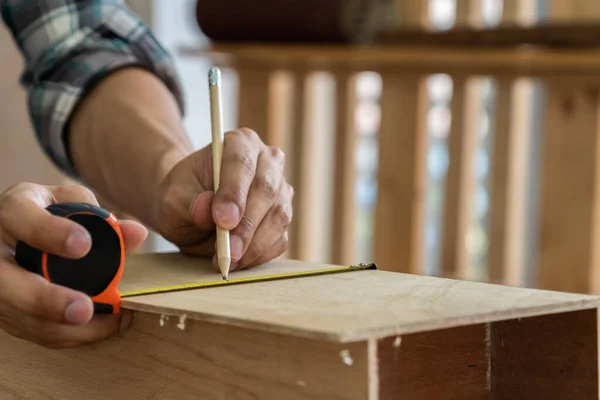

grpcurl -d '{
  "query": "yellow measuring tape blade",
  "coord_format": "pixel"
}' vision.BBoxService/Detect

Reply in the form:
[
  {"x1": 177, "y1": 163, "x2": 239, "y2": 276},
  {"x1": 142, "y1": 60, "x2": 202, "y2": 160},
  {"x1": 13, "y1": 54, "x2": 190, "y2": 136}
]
[{"x1": 120, "y1": 262, "x2": 377, "y2": 298}]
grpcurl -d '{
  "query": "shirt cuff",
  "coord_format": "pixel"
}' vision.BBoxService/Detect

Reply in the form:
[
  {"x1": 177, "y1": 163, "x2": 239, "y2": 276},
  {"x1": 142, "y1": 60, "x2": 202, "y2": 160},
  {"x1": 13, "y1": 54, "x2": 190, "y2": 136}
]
[{"x1": 27, "y1": 46, "x2": 185, "y2": 181}]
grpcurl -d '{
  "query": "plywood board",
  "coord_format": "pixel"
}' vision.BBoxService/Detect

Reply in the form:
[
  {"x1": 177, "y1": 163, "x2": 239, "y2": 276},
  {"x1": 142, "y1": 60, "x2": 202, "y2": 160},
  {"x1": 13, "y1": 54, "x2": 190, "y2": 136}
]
[
  {"x1": 0, "y1": 312, "x2": 370, "y2": 400},
  {"x1": 491, "y1": 309, "x2": 599, "y2": 399},
  {"x1": 377, "y1": 324, "x2": 490, "y2": 399},
  {"x1": 119, "y1": 252, "x2": 600, "y2": 343},
  {"x1": 374, "y1": 309, "x2": 598, "y2": 399}
]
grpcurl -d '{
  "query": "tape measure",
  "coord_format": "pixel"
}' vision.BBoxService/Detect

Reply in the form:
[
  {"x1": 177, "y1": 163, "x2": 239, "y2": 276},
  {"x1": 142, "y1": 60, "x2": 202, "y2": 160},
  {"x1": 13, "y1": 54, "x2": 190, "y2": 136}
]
[
  {"x1": 14, "y1": 202, "x2": 125, "y2": 314},
  {"x1": 14, "y1": 202, "x2": 377, "y2": 314},
  {"x1": 119, "y1": 262, "x2": 377, "y2": 298}
]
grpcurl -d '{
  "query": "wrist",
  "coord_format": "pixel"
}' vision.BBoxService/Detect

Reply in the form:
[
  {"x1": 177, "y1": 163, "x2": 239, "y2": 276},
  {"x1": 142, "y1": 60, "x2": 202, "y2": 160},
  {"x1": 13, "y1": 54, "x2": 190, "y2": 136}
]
[
  {"x1": 147, "y1": 146, "x2": 188, "y2": 229},
  {"x1": 67, "y1": 67, "x2": 192, "y2": 227}
]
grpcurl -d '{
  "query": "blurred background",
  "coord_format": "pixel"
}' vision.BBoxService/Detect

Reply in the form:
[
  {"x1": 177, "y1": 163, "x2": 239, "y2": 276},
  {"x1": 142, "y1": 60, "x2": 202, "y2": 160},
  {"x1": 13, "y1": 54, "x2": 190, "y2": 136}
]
[{"x1": 3, "y1": 0, "x2": 600, "y2": 295}]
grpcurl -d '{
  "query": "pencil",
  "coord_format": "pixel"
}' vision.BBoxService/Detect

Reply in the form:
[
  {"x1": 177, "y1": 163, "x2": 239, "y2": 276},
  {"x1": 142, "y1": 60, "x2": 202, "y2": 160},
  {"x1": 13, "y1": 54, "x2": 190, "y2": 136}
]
[{"x1": 208, "y1": 67, "x2": 231, "y2": 280}]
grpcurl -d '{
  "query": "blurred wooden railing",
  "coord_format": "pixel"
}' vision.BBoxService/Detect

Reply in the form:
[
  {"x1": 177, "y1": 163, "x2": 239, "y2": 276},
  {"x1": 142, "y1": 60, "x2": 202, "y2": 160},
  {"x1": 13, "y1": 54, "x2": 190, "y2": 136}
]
[{"x1": 181, "y1": 0, "x2": 600, "y2": 295}]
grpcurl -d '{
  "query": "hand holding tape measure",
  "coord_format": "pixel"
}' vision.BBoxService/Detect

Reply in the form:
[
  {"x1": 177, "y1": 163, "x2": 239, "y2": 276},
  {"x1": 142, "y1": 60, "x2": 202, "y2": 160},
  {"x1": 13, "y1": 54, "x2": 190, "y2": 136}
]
[
  {"x1": 15, "y1": 201, "x2": 126, "y2": 314},
  {"x1": 0, "y1": 183, "x2": 147, "y2": 349}
]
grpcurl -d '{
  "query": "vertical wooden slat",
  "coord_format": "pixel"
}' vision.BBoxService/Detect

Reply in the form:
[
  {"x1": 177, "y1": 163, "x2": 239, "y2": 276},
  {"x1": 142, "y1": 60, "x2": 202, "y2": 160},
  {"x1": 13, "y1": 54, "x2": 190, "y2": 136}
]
[
  {"x1": 532, "y1": 0, "x2": 600, "y2": 294},
  {"x1": 331, "y1": 71, "x2": 358, "y2": 266},
  {"x1": 506, "y1": 78, "x2": 536, "y2": 286},
  {"x1": 267, "y1": 70, "x2": 296, "y2": 260},
  {"x1": 536, "y1": 81, "x2": 600, "y2": 294},
  {"x1": 268, "y1": 71, "x2": 296, "y2": 183},
  {"x1": 486, "y1": 0, "x2": 538, "y2": 286},
  {"x1": 440, "y1": 77, "x2": 480, "y2": 280},
  {"x1": 237, "y1": 68, "x2": 276, "y2": 145},
  {"x1": 374, "y1": 74, "x2": 428, "y2": 273},
  {"x1": 487, "y1": 78, "x2": 535, "y2": 286},
  {"x1": 438, "y1": 0, "x2": 483, "y2": 280},
  {"x1": 487, "y1": 79, "x2": 513, "y2": 284},
  {"x1": 440, "y1": 78, "x2": 466, "y2": 279},
  {"x1": 287, "y1": 70, "x2": 311, "y2": 261},
  {"x1": 285, "y1": 71, "x2": 336, "y2": 263},
  {"x1": 372, "y1": 0, "x2": 428, "y2": 272}
]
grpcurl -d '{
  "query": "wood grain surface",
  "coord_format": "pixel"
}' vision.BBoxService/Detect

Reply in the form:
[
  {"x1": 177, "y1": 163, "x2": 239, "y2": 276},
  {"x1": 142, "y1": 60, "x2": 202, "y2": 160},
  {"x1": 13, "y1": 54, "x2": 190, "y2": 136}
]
[
  {"x1": 377, "y1": 324, "x2": 490, "y2": 399},
  {"x1": 119, "y1": 252, "x2": 600, "y2": 343},
  {"x1": 374, "y1": 309, "x2": 598, "y2": 399},
  {"x1": 491, "y1": 309, "x2": 599, "y2": 399},
  {"x1": 0, "y1": 312, "x2": 370, "y2": 400}
]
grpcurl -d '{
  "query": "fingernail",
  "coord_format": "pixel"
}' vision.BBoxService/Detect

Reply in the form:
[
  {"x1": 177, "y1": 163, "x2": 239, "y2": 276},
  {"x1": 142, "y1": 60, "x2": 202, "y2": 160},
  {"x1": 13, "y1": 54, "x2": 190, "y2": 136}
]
[
  {"x1": 119, "y1": 310, "x2": 133, "y2": 334},
  {"x1": 230, "y1": 235, "x2": 243, "y2": 260},
  {"x1": 65, "y1": 298, "x2": 93, "y2": 325},
  {"x1": 216, "y1": 203, "x2": 240, "y2": 228},
  {"x1": 65, "y1": 227, "x2": 91, "y2": 257}
]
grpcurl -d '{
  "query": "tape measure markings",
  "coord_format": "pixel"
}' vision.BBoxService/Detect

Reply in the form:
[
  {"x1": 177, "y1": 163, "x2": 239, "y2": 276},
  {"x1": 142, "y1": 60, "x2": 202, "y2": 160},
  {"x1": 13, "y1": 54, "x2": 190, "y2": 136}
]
[{"x1": 120, "y1": 262, "x2": 377, "y2": 298}]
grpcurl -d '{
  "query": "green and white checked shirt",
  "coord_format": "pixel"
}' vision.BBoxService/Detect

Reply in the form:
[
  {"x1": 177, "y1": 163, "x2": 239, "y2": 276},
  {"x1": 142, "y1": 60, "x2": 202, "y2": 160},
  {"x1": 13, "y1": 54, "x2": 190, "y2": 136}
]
[{"x1": 1, "y1": 0, "x2": 184, "y2": 178}]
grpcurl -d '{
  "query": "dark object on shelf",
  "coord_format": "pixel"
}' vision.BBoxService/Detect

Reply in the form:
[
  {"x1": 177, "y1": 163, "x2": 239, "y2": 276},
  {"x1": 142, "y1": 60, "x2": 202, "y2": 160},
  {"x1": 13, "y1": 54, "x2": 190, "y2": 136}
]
[{"x1": 195, "y1": 0, "x2": 397, "y2": 43}]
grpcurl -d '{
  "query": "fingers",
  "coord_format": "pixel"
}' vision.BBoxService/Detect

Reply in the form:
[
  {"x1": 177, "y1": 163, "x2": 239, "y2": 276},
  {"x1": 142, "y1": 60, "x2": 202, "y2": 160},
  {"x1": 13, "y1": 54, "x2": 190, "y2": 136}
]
[
  {"x1": 1, "y1": 306, "x2": 131, "y2": 349},
  {"x1": 212, "y1": 128, "x2": 260, "y2": 230},
  {"x1": 119, "y1": 220, "x2": 149, "y2": 251},
  {"x1": 190, "y1": 191, "x2": 216, "y2": 231},
  {"x1": 234, "y1": 182, "x2": 293, "y2": 270},
  {"x1": 32, "y1": 311, "x2": 131, "y2": 349},
  {"x1": 245, "y1": 232, "x2": 290, "y2": 269},
  {"x1": 228, "y1": 146, "x2": 285, "y2": 262},
  {"x1": 0, "y1": 183, "x2": 98, "y2": 258},
  {"x1": 0, "y1": 258, "x2": 93, "y2": 325}
]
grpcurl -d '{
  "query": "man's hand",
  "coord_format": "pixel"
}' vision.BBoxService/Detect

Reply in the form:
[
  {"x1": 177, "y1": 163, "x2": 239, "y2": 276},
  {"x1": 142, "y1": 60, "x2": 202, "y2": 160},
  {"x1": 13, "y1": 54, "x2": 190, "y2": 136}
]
[
  {"x1": 0, "y1": 183, "x2": 147, "y2": 349},
  {"x1": 154, "y1": 128, "x2": 294, "y2": 271},
  {"x1": 66, "y1": 69, "x2": 292, "y2": 270}
]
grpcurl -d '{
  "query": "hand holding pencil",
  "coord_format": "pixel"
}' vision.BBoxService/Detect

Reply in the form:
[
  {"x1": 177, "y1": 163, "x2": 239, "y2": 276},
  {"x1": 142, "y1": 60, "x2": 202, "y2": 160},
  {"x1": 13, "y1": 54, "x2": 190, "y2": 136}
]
[{"x1": 152, "y1": 67, "x2": 294, "y2": 274}]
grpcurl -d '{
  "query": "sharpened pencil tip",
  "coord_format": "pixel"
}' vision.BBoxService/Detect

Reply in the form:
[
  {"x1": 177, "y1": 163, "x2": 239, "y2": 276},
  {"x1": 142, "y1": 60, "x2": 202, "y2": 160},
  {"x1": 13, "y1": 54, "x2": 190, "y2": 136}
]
[{"x1": 222, "y1": 275, "x2": 228, "y2": 281}]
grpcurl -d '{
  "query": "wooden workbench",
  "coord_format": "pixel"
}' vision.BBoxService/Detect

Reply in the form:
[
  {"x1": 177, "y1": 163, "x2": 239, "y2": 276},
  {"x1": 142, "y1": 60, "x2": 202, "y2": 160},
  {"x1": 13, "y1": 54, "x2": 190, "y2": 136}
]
[{"x1": 1, "y1": 252, "x2": 598, "y2": 399}]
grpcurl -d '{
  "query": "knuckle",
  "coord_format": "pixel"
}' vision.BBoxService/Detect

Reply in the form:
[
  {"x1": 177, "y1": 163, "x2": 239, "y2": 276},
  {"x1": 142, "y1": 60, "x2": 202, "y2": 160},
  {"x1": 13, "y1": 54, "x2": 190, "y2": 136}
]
[
  {"x1": 272, "y1": 202, "x2": 293, "y2": 228},
  {"x1": 54, "y1": 185, "x2": 96, "y2": 203},
  {"x1": 286, "y1": 182, "x2": 295, "y2": 199},
  {"x1": 269, "y1": 146, "x2": 285, "y2": 163},
  {"x1": 238, "y1": 127, "x2": 259, "y2": 141},
  {"x1": 225, "y1": 152, "x2": 256, "y2": 174},
  {"x1": 236, "y1": 215, "x2": 256, "y2": 236},
  {"x1": 226, "y1": 129, "x2": 245, "y2": 140},
  {"x1": 254, "y1": 174, "x2": 278, "y2": 200}
]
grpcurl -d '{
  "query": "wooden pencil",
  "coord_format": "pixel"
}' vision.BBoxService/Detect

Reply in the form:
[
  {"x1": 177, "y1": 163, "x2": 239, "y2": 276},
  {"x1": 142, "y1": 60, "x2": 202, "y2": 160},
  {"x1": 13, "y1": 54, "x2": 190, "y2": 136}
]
[{"x1": 208, "y1": 67, "x2": 231, "y2": 279}]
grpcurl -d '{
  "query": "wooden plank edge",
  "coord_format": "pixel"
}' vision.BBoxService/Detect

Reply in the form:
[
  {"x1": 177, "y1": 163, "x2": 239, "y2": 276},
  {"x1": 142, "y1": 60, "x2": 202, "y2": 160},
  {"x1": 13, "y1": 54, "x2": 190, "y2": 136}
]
[{"x1": 121, "y1": 296, "x2": 600, "y2": 344}]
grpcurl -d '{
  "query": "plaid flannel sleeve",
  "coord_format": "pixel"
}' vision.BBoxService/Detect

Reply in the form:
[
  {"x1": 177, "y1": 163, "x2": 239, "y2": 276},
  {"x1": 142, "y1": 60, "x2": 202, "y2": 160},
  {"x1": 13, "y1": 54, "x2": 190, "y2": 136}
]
[{"x1": 1, "y1": 0, "x2": 185, "y2": 179}]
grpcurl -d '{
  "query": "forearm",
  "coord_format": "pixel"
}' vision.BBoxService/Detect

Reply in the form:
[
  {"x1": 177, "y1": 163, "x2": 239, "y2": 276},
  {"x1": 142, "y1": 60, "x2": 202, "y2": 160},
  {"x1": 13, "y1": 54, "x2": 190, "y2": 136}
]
[
  {"x1": 2, "y1": 0, "x2": 188, "y2": 227},
  {"x1": 68, "y1": 67, "x2": 193, "y2": 229}
]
